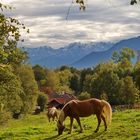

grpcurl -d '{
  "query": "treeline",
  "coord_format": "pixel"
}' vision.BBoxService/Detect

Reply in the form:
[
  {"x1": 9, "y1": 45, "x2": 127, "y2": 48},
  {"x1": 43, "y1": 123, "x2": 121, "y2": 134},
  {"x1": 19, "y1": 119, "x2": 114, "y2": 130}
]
[{"x1": 33, "y1": 48, "x2": 140, "y2": 105}]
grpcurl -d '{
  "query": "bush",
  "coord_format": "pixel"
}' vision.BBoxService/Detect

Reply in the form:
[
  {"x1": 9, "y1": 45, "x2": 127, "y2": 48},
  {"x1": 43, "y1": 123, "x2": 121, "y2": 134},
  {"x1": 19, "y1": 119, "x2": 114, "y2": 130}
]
[{"x1": 37, "y1": 92, "x2": 48, "y2": 111}]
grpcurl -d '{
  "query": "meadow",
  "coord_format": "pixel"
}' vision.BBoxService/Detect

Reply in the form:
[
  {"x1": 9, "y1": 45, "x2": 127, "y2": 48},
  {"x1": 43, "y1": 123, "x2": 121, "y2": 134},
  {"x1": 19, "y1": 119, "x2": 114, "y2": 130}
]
[{"x1": 0, "y1": 109, "x2": 140, "y2": 140}]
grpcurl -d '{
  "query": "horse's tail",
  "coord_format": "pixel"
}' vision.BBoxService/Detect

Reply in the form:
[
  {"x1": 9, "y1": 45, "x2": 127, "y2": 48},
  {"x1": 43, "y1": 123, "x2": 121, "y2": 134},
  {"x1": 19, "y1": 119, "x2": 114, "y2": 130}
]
[{"x1": 101, "y1": 100, "x2": 112, "y2": 126}]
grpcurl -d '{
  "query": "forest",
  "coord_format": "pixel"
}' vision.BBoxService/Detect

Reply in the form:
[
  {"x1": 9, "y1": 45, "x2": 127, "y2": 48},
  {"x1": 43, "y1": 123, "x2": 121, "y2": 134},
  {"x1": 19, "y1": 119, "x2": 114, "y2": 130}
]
[{"x1": 33, "y1": 47, "x2": 140, "y2": 107}]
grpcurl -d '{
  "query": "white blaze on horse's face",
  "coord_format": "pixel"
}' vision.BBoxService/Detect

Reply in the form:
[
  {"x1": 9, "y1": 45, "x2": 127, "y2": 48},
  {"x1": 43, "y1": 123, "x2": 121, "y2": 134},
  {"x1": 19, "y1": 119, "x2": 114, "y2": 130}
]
[{"x1": 57, "y1": 110, "x2": 65, "y2": 135}]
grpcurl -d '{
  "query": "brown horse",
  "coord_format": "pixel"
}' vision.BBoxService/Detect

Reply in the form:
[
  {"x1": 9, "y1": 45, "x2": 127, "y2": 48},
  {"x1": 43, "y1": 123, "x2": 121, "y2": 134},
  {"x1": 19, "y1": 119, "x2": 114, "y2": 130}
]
[
  {"x1": 47, "y1": 107, "x2": 59, "y2": 122},
  {"x1": 57, "y1": 98, "x2": 112, "y2": 135}
]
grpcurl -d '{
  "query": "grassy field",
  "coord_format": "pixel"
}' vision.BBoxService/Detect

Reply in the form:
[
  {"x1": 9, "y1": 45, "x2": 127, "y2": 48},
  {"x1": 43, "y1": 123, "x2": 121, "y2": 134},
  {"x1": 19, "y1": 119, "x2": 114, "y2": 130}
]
[{"x1": 0, "y1": 109, "x2": 140, "y2": 140}]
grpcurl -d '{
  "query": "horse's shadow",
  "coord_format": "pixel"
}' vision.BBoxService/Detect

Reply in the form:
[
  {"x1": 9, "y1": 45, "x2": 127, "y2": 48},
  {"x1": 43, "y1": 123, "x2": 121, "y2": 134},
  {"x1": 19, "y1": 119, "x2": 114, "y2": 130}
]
[
  {"x1": 47, "y1": 131, "x2": 106, "y2": 140},
  {"x1": 43, "y1": 130, "x2": 106, "y2": 140},
  {"x1": 77, "y1": 131, "x2": 106, "y2": 140}
]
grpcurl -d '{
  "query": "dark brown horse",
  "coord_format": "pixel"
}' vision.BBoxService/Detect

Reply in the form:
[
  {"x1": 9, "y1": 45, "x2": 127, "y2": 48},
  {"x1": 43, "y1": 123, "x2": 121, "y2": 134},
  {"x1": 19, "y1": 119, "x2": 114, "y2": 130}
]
[
  {"x1": 57, "y1": 98, "x2": 112, "y2": 135},
  {"x1": 47, "y1": 107, "x2": 59, "y2": 122}
]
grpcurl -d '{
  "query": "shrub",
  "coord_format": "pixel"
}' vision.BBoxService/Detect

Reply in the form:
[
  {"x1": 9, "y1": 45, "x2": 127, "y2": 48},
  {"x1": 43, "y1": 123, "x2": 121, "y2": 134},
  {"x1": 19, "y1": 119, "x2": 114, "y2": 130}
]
[
  {"x1": 78, "y1": 92, "x2": 91, "y2": 100},
  {"x1": 37, "y1": 92, "x2": 48, "y2": 111}
]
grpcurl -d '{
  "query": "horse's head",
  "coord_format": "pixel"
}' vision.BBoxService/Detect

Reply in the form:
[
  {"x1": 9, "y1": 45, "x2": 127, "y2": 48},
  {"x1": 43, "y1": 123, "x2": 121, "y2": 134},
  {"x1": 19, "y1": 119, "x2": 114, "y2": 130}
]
[{"x1": 57, "y1": 120, "x2": 65, "y2": 135}]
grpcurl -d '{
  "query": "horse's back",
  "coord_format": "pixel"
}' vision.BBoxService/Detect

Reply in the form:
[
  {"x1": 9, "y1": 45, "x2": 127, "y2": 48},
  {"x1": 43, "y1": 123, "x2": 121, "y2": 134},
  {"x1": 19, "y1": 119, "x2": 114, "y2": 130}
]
[
  {"x1": 65, "y1": 99, "x2": 100, "y2": 117},
  {"x1": 70, "y1": 98, "x2": 101, "y2": 108}
]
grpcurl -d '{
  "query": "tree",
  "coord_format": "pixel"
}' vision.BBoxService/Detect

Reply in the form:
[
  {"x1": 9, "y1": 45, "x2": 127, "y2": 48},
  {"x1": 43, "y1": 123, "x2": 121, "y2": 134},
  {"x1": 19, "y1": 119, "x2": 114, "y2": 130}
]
[
  {"x1": 74, "y1": 0, "x2": 139, "y2": 10},
  {"x1": 82, "y1": 74, "x2": 93, "y2": 93},
  {"x1": 112, "y1": 48, "x2": 134, "y2": 79},
  {"x1": 15, "y1": 65, "x2": 39, "y2": 114},
  {"x1": 37, "y1": 92, "x2": 48, "y2": 111},
  {"x1": 87, "y1": 62, "x2": 121, "y2": 104},
  {"x1": 78, "y1": 91, "x2": 91, "y2": 100},
  {"x1": 33, "y1": 65, "x2": 46, "y2": 88},
  {"x1": 79, "y1": 68, "x2": 93, "y2": 92},
  {"x1": 46, "y1": 70, "x2": 60, "y2": 91},
  {"x1": 0, "y1": 64, "x2": 24, "y2": 121},
  {"x1": 90, "y1": 67, "x2": 121, "y2": 104},
  {"x1": 57, "y1": 69, "x2": 72, "y2": 92},
  {"x1": 0, "y1": 3, "x2": 28, "y2": 65},
  {"x1": 69, "y1": 73, "x2": 80, "y2": 94},
  {"x1": 116, "y1": 59, "x2": 133, "y2": 79},
  {"x1": 33, "y1": 65, "x2": 46, "y2": 81},
  {"x1": 119, "y1": 76, "x2": 139, "y2": 104},
  {"x1": 133, "y1": 61, "x2": 140, "y2": 90},
  {"x1": 112, "y1": 48, "x2": 135, "y2": 63}
]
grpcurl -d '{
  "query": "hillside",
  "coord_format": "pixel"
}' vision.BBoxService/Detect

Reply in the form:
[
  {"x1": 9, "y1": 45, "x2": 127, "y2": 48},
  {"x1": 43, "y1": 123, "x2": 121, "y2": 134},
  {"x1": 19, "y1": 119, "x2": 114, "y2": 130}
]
[
  {"x1": 25, "y1": 42, "x2": 113, "y2": 68},
  {"x1": 25, "y1": 36, "x2": 140, "y2": 68},
  {"x1": 72, "y1": 36, "x2": 140, "y2": 68}
]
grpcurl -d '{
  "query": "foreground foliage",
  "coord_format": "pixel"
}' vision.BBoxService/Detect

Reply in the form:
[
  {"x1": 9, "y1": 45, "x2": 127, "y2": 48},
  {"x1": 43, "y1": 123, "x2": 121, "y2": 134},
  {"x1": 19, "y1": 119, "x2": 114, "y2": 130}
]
[
  {"x1": 0, "y1": 2, "x2": 39, "y2": 122},
  {"x1": 0, "y1": 109, "x2": 140, "y2": 140},
  {"x1": 0, "y1": 3, "x2": 28, "y2": 65}
]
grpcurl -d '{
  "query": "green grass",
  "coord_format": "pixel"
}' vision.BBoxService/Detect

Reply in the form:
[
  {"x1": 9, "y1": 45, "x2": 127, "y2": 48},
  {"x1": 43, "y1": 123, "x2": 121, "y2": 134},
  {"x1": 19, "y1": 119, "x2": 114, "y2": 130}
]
[{"x1": 0, "y1": 109, "x2": 140, "y2": 140}]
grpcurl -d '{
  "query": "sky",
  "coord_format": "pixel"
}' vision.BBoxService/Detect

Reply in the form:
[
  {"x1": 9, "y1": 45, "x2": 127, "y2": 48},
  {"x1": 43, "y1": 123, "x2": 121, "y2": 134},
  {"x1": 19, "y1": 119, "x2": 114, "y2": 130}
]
[{"x1": 1, "y1": 0, "x2": 140, "y2": 48}]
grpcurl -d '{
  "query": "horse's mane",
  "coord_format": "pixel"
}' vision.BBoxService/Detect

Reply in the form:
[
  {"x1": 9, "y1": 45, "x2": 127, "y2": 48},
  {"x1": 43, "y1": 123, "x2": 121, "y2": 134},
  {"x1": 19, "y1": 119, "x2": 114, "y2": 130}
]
[
  {"x1": 59, "y1": 100, "x2": 77, "y2": 123},
  {"x1": 59, "y1": 110, "x2": 65, "y2": 124}
]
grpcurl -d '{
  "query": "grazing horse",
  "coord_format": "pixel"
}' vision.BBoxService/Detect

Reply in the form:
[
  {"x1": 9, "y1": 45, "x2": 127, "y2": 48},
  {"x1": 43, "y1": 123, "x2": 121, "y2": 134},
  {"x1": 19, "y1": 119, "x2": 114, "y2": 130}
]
[
  {"x1": 47, "y1": 107, "x2": 59, "y2": 122},
  {"x1": 57, "y1": 98, "x2": 112, "y2": 135}
]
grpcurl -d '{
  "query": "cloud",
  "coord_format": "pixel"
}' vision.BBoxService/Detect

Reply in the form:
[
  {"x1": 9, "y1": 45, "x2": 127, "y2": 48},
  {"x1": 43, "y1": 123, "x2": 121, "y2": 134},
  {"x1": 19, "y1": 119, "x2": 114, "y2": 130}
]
[{"x1": 2, "y1": 0, "x2": 140, "y2": 48}]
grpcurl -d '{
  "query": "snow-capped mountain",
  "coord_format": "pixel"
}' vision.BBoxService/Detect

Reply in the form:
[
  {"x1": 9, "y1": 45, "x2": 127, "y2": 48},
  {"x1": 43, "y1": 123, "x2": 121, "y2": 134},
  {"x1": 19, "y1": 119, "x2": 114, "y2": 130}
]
[
  {"x1": 72, "y1": 36, "x2": 140, "y2": 68},
  {"x1": 25, "y1": 42, "x2": 113, "y2": 68},
  {"x1": 25, "y1": 36, "x2": 140, "y2": 68}
]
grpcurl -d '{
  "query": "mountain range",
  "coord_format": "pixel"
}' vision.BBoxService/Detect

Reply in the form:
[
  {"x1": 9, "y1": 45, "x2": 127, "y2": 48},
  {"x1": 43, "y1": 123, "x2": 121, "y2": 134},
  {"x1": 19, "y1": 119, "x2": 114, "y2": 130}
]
[{"x1": 25, "y1": 36, "x2": 140, "y2": 68}]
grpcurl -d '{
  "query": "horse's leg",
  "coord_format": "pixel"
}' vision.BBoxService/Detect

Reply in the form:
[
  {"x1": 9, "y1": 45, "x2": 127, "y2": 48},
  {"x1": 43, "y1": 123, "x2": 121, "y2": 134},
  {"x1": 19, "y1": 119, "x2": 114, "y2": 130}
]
[
  {"x1": 47, "y1": 114, "x2": 50, "y2": 122},
  {"x1": 48, "y1": 116, "x2": 50, "y2": 122},
  {"x1": 50, "y1": 116, "x2": 52, "y2": 122},
  {"x1": 68, "y1": 117, "x2": 74, "y2": 134},
  {"x1": 56, "y1": 113, "x2": 59, "y2": 121},
  {"x1": 56, "y1": 114, "x2": 58, "y2": 121},
  {"x1": 52, "y1": 116, "x2": 54, "y2": 121},
  {"x1": 95, "y1": 114, "x2": 101, "y2": 133},
  {"x1": 75, "y1": 117, "x2": 83, "y2": 133},
  {"x1": 101, "y1": 115, "x2": 107, "y2": 131}
]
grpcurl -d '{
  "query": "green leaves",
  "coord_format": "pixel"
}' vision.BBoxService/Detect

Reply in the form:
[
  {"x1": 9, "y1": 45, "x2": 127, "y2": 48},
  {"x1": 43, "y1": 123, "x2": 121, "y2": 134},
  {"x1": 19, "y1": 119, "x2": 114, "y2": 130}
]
[
  {"x1": 0, "y1": 2, "x2": 29, "y2": 65},
  {"x1": 112, "y1": 48, "x2": 135, "y2": 63},
  {"x1": 15, "y1": 65, "x2": 39, "y2": 114},
  {"x1": 0, "y1": 64, "x2": 24, "y2": 117}
]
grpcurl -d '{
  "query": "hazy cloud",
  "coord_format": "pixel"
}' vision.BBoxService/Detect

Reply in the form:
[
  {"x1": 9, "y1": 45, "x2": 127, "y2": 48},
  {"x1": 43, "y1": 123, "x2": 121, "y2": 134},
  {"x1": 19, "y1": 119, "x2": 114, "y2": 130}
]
[{"x1": 2, "y1": 0, "x2": 140, "y2": 48}]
